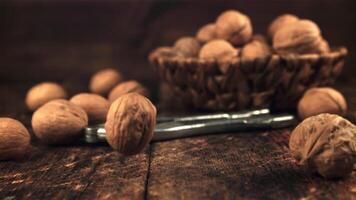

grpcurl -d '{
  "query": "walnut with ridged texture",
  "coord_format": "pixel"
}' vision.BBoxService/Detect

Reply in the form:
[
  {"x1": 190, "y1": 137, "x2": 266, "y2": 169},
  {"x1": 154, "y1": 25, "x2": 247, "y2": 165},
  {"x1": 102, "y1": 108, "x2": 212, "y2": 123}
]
[
  {"x1": 241, "y1": 37, "x2": 271, "y2": 59},
  {"x1": 26, "y1": 82, "x2": 67, "y2": 111},
  {"x1": 89, "y1": 68, "x2": 123, "y2": 96},
  {"x1": 199, "y1": 39, "x2": 238, "y2": 61},
  {"x1": 196, "y1": 23, "x2": 217, "y2": 43},
  {"x1": 289, "y1": 114, "x2": 356, "y2": 179},
  {"x1": 108, "y1": 80, "x2": 149, "y2": 102},
  {"x1": 173, "y1": 37, "x2": 201, "y2": 58},
  {"x1": 298, "y1": 87, "x2": 347, "y2": 119},
  {"x1": 70, "y1": 93, "x2": 110, "y2": 124},
  {"x1": 267, "y1": 14, "x2": 299, "y2": 40},
  {"x1": 0, "y1": 118, "x2": 31, "y2": 160},
  {"x1": 105, "y1": 93, "x2": 157, "y2": 155},
  {"x1": 273, "y1": 20, "x2": 330, "y2": 55},
  {"x1": 215, "y1": 10, "x2": 253, "y2": 46},
  {"x1": 32, "y1": 99, "x2": 88, "y2": 144}
]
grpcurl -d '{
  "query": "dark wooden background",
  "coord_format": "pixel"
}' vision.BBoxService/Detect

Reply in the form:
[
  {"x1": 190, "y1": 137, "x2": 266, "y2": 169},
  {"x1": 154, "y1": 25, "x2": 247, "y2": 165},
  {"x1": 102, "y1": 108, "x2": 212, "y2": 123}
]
[{"x1": 0, "y1": 1, "x2": 356, "y2": 199}]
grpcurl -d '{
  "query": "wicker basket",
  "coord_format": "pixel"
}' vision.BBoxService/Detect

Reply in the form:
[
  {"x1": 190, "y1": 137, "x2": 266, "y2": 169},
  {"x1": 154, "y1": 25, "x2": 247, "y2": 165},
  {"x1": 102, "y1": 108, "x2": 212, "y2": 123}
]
[{"x1": 149, "y1": 47, "x2": 348, "y2": 111}]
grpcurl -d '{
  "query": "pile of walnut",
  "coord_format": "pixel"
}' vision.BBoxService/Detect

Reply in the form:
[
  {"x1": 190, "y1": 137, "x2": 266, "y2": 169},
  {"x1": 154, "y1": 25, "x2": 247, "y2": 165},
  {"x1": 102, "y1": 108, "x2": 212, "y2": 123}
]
[
  {"x1": 153, "y1": 11, "x2": 330, "y2": 62},
  {"x1": 0, "y1": 68, "x2": 156, "y2": 160},
  {"x1": 0, "y1": 9, "x2": 354, "y2": 180}
]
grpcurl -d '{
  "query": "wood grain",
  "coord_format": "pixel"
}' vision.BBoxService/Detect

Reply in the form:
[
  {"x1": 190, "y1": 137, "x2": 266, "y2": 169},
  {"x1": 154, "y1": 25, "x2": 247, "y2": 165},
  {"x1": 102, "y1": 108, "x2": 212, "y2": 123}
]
[
  {"x1": 0, "y1": 81, "x2": 356, "y2": 200},
  {"x1": 147, "y1": 131, "x2": 356, "y2": 200}
]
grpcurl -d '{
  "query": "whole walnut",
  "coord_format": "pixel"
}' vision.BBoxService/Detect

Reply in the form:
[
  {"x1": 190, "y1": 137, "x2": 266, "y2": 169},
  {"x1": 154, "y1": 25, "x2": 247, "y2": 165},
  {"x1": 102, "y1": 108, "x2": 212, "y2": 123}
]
[
  {"x1": 215, "y1": 10, "x2": 253, "y2": 46},
  {"x1": 0, "y1": 118, "x2": 31, "y2": 160},
  {"x1": 298, "y1": 87, "x2": 347, "y2": 119},
  {"x1": 105, "y1": 93, "x2": 157, "y2": 155},
  {"x1": 273, "y1": 20, "x2": 330, "y2": 55},
  {"x1": 108, "y1": 80, "x2": 149, "y2": 102},
  {"x1": 241, "y1": 37, "x2": 271, "y2": 59},
  {"x1": 289, "y1": 114, "x2": 356, "y2": 179},
  {"x1": 267, "y1": 14, "x2": 299, "y2": 40},
  {"x1": 70, "y1": 93, "x2": 110, "y2": 124},
  {"x1": 26, "y1": 82, "x2": 67, "y2": 111},
  {"x1": 89, "y1": 68, "x2": 123, "y2": 96},
  {"x1": 199, "y1": 39, "x2": 238, "y2": 61},
  {"x1": 32, "y1": 99, "x2": 88, "y2": 144},
  {"x1": 173, "y1": 37, "x2": 201, "y2": 57},
  {"x1": 196, "y1": 23, "x2": 217, "y2": 43}
]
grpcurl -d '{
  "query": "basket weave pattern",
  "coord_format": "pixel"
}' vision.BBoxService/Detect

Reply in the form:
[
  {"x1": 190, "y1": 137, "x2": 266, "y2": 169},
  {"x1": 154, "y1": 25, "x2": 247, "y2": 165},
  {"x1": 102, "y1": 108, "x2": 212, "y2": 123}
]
[{"x1": 149, "y1": 48, "x2": 347, "y2": 111}]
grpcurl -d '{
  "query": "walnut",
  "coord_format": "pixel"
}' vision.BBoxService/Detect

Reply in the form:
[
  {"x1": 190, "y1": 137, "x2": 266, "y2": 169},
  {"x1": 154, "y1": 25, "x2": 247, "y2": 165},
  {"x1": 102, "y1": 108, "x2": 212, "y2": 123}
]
[
  {"x1": 108, "y1": 80, "x2": 149, "y2": 102},
  {"x1": 70, "y1": 93, "x2": 110, "y2": 124},
  {"x1": 289, "y1": 114, "x2": 356, "y2": 178},
  {"x1": 196, "y1": 23, "x2": 217, "y2": 43},
  {"x1": 199, "y1": 39, "x2": 238, "y2": 61},
  {"x1": 32, "y1": 99, "x2": 88, "y2": 144},
  {"x1": 26, "y1": 82, "x2": 67, "y2": 111},
  {"x1": 241, "y1": 36, "x2": 271, "y2": 59},
  {"x1": 105, "y1": 93, "x2": 157, "y2": 155},
  {"x1": 267, "y1": 14, "x2": 299, "y2": 40},
  {"x1": 215, "y1": 10, "x2": 253, "y2": 46},
  {"x1": 173, "y1": 37, "x2": 201, "y2": 57},
  {"x1": 0, "y1": 118, "x2": 31, "y2": 160},
  {"x1": 89, "y1": 68, "x2": 123, "y2": 96},
  {"x1": 298, "y1": 87, "x2": 347, "y2": 119},
  {"x1": 273, "y1": 20, "x2": 330, "y2": 55}
]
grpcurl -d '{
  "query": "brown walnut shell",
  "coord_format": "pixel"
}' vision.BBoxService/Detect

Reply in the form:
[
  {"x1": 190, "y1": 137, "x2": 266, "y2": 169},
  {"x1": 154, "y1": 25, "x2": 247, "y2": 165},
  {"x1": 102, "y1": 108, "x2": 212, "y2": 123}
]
[
  {"x1": 215, "y1": 10, "x2": 253, "y2": 46},
  {"x1": 0, "y1": 118, "x2": 31, "y2": 160},
  {"x1": 241, "y1": 37, "x2": 271, "y2": 59},
  {"x1": 89, "y1": 68, "x2": 123, "y2": 96},
  {"x1": 273, "y1": 20, "x2": 329, "y2": 55},
  {"x1": 108, "y1": 80, "x2": 149, "y2": 102},
  {"x1": 173, "y1": 37, "x2": 201, "y2": 58},
  {"x1": 26, "y1": 82, "x2": 67, "y2": 111},
  {"x1": 32, "y1": 99, "x2": 88, "y2": 144},
  {"x1": 298, "y1": 87, "x2": 347, "y2": 119},
  {"x1": 196, "y1": 23, "x2": 217, "y2": 43},
  {"x1": 289, "y1": 114, "x2": 356, "y2": 179},
  {"x1": 267, "y1": 14, "x2": 299, "y2": 40},
  {"x1": 105, "y1": 93, "x2": 157, "y2": 155},
  {"x1": 199, "y1": 39, "x2": 238, "y2": 61},
  {"x1": 70, "y1": 93, "x2": 110, "y2": 124}
]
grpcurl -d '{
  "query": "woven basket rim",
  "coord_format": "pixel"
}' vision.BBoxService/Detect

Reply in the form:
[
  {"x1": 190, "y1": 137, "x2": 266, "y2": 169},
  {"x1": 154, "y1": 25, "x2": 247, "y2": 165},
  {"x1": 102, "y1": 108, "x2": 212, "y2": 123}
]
[{"x1": 149, "y1": 46, "x2": 348, "y2": 65}]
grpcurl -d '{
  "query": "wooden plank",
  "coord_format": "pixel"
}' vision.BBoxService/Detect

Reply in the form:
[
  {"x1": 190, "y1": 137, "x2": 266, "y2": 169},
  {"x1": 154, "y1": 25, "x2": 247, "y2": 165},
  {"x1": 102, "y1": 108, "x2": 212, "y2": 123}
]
[
  {"x1": 0, "y1": 84, "x2": 150, "y2": 200},
  {"x1": 147, "y1": 131, "x2": 356, "y2": 200},
  {"x1": 0, "y1": 146, "x2": 149, "y2": 200}
]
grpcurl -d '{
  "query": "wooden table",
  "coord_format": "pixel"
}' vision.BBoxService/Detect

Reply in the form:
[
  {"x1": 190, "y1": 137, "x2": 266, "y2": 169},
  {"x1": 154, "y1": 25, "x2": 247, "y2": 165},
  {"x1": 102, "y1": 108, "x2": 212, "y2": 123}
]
[{"x1": 0, "y1": 81, "x2": 355, "y2": 200}]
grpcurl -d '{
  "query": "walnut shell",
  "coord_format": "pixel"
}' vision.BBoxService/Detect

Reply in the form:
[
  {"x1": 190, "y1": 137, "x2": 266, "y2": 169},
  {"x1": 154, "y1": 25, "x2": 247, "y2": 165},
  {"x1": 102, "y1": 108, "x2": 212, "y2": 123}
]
[
  {"x1": 215, "y1": 10, "x2": 253, "y2": 46},
  {"x1": 196, "y1": 23, "x2": 217, "y2": 43},
  {"x1": 32, "y1": 99, "x2": 88, "y2": 144},
  {"x1": 173, "y1": 37, "x2": 201, "y2": 58},
  {"x1": 108, "y1": 80, "x2": 149, "y2": 102},
  {"x1": 267, "y1": 14, "x2": 299, "y2": 40},
  {"x1": 289, "y1": 114, "x2": 356, "y2": 178},
  {"x1": 273, "y1": 20, "x2": 329, "y2": 55},
  {"x1": 199, "y1": 39, "x2": 238, "y2": 61},
  {"x1": 0, "y1": 118, "x2": 31, "y2": 160},
  {"x1": 70, "y1": 93, "x2": 110, "y2": 124},
  {"x1": 105, "y1": 93, "x2": 157, "y2": 155},
  {"x1": 241, "y1": 37, "x2": 271, "y2": 59},
  {"x1": 89, "y1": 68, "x2": 123, "y2": 96},
  {"x1": 298, "y1": 87, "x2": 347, "y2": 119},
  {"x1": 26, "y1": 82, "x2": 67, "y2": 111}
]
